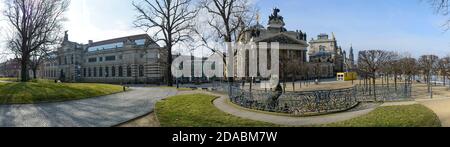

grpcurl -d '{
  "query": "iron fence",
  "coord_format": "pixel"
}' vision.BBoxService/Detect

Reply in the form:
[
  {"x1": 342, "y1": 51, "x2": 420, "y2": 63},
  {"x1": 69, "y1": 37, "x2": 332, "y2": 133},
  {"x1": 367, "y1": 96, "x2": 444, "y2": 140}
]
[{"x1": 226, "y1": 83, "x2": 412, "y2": 116}]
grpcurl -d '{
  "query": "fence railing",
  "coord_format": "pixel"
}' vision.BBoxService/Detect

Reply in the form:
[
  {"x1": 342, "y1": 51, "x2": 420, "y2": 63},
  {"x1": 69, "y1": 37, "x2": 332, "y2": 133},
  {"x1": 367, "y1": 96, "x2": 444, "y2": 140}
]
[
  {"x1": 225, "y1": 83, "x2": 412, "y2": 116},
  {"x1": 355, "y1": 84, "x2": 412, "y2": 102}
]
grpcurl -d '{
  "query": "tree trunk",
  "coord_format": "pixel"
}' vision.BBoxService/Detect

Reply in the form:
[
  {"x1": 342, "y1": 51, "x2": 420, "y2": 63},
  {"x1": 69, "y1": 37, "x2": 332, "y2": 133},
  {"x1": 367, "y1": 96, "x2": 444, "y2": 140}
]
[
  {"x1": 20, "y1": 58, "x2": 29, "y2": 82},
  {"x1": 428, "y1": 75, "x2": 431, "y2": 93},
  {"x1": 373, "y1": 77, "x2": 377, "y2": 101},
  {"x1": 394, "y1": 73, "x2": 398, "y2": 91},
  {"x1": 167, "y1": 43, "x2": 173, "y2": 86},
  {"x1": 249, "y1": 78, "x2": 253, "y2": 93},
  {"x1": 33, "y1": 68, "x2": 37, "y2": 79},
  {"x1": 292, "y1": 77, "x2": 295, "y2": 92},
  {"x1": 444, "y1": 75, "x2": 446, "y2": 86}
]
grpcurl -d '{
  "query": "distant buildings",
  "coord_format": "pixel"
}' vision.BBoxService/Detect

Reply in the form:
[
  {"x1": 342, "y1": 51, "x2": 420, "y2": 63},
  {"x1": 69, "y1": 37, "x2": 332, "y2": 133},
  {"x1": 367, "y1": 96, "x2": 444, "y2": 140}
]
[
  {"x1": 0, "y1": 59, "x2": 20, "y2": 78},
  {"x1": 39, "y1": 32, "x2": 168, "y2": 84},
  {"x1": 237, "y1": 8, "x2": 356, "y2": 80}
]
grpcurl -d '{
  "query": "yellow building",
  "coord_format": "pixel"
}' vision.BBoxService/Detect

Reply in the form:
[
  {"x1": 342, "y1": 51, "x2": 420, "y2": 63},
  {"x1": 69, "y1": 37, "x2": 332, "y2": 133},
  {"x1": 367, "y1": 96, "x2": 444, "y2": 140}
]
[{"x1": 337, "y1": 72, "x2": 357, "y2": 81}]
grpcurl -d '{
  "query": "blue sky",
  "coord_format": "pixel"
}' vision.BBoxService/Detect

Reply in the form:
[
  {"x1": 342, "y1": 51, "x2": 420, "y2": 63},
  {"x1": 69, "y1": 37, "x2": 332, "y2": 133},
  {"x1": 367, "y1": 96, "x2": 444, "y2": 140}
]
[
  {"x1": 1, "y1": 0, "x2": 450, "y2": 59},
  {"x1": 256, "y1": 0, "x2": 450, "y2": 57}
]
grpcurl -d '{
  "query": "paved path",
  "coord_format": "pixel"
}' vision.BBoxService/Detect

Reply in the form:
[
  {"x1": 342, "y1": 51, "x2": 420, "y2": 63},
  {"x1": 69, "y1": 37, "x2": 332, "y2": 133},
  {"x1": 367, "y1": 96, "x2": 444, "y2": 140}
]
[
  {"x1": 0, "y1": 87, "x2": 176, "y2": 127},
  {"x1": 212, "y1": 93, "x2": 376, "y2": 126},
  {"x1": 419, "y1": 98, "x2": 450, "y2": 127}
]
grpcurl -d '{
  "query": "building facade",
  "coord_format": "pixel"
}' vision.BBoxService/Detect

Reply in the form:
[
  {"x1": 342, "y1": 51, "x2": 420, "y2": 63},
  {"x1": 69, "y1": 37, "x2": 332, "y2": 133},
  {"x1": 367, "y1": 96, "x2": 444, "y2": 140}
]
[
  {"x1": 309, "y1": 33, "x2": 345, "y2": 74},
  {"x1": 0, "y1": 59, "x2": 20, "y2": 78},
  {"x1": 40, "y1": 32, "x2": 167, "y2": 84},
  {"x1": 238, "y1": 8, "x2": 309, "y2": 79}
]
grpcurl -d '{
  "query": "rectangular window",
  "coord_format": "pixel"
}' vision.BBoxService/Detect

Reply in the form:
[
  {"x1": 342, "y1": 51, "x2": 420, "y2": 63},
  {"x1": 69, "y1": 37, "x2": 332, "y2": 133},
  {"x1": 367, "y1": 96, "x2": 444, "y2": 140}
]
[
  {"x1": 99, "y1": 57, "x2": 103, "y2": 62},
  {"x1": 93, "y1": 67, "x2": 97, "y2": 77},
  {"x1": 88, "y1": 68, "x2": 91, "y2": 77},
  {"x1": 88, "y1": 58, "x2": 97, "y2": 63},
  {"x1": 139, "y1": 65, "x2": 144, "y2": 77},
  {"x1": 112, "y1": 66, "x2": 116, "y2": 77},
  {"x1": 105, "y1": 56, "x2": 116, "y2": 61},
  {"x1": 83, "y1": 68, "x2": 86, "y2": 77}
]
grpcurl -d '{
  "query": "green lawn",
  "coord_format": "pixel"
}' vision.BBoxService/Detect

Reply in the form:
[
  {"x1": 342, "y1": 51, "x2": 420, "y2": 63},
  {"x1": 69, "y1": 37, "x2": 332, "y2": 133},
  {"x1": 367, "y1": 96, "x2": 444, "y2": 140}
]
[
  {"x1": 0, "y1": 78, "x2": 19, "y2": 82},
  {"x1": 0, "y1": 82, "x2": 124, "y2": 104},
  {"x1": 156, "y1": 94, "x2": 279, "y2": 127},
  {"x1": 159, "y1": 86, "x2": 194, "y2": 91},
  {"x1": 323, "y1": 104, "x2": 441, "y2": 127}
]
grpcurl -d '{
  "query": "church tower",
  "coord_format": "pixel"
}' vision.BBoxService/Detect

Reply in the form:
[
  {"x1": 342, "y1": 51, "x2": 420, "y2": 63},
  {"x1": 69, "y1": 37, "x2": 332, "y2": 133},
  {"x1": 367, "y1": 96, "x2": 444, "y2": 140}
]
[{"x1": 349, "y1": 45, "x2": 355, "y2": 66}]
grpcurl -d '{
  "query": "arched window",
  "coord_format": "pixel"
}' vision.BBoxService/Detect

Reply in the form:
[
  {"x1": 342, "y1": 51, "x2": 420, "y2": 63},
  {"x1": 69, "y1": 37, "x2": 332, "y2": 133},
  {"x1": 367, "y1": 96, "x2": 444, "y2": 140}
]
[
  {"x1": 105, "y1": 67, "x2": 109, "y2": 77},
  {"x1": 118, "y1": 66, "x2": 123, "y2": 77},
  {"x1": 112, "y1": 66, "x2": 116, "y2": 77},
  {"x1": 319, "y1": 45, "x2": 326, "y2": 52},
  {"x1": 127, "y1": 65, "x2": 132, "y2": 77}
]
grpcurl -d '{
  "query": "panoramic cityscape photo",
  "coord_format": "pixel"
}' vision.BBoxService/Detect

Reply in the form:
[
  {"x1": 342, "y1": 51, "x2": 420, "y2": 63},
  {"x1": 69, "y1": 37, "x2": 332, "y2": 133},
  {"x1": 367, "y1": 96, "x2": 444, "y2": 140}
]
[{"x1": 1, "y1": 0, "x2": 450, "y2": 135}]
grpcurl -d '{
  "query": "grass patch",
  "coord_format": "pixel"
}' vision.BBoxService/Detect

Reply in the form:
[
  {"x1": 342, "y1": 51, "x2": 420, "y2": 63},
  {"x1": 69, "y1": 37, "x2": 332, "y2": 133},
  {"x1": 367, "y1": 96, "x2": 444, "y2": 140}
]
[
  {"x1": 156, "y1": 94, "x2": 279, "y2": 127},
  {"x1": 0, "y1": 82, "x2": 124, "y2": 104},
  {"x1": 323, "y1": 104, "x2": 441, "y2": 127},
  {"x1": 0, "y1": 78, "x2": 19, "y2": 82}
]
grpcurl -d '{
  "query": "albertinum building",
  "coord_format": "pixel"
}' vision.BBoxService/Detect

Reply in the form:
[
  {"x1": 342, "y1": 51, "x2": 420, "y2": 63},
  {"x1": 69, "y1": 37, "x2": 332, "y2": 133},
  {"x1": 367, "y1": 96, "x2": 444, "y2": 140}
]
[{"x1": 40, "y1": 31, "x2": 167, "y2": 84}]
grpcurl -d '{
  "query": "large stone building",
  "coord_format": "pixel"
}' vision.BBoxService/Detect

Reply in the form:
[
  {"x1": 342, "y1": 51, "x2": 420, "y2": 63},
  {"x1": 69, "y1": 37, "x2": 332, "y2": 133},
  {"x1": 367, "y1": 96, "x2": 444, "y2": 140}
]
[
  {"x1": 308, "y1": 33, "x2": 345, "y2": 74},
  {"x1": 238, "y1": 8, "x2": 309, "y2": 79},
  {"x1": 0, "y1": 59, "x2": 20, "y2": 78},
  {"x1": 40, "y1": 32, "x2": 167, "y2": 84},
  {"x1": 238, "y1": 8, "x2": 351, "y2": 80}
]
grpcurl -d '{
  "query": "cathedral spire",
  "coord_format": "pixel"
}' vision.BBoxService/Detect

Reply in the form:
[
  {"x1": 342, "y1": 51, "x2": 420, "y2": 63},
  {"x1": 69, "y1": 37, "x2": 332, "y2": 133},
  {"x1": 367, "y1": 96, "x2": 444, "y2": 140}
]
[{"x1": 349, "y1": 44, "x2": 355, "y2": 65}]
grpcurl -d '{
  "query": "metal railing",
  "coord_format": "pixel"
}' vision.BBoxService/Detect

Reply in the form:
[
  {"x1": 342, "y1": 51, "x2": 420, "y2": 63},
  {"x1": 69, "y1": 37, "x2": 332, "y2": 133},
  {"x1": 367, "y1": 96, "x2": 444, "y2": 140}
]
[{"x1": 225, "y1": 83, "x2": 412, "y2": 116}]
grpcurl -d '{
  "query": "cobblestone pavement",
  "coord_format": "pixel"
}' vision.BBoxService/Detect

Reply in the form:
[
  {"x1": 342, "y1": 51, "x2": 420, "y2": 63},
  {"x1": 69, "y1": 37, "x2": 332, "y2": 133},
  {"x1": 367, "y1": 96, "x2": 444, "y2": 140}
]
[{"x1": 0, "y1": 87, "x2": 176, "y2": 127}]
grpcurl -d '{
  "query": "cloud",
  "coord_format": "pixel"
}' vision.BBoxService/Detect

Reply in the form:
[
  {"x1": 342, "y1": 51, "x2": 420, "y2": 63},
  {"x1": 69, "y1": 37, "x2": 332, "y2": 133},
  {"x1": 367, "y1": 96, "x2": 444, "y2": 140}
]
[{"x1": 64, "y1": 0, "x2": 144, "y2": 44}]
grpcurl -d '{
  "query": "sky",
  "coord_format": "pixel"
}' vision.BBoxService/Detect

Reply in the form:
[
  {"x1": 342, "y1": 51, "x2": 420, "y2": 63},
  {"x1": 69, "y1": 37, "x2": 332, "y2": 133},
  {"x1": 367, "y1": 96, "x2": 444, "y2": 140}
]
[{"x1": 1, "y1": 0, "x2": 450, "y2": 60}]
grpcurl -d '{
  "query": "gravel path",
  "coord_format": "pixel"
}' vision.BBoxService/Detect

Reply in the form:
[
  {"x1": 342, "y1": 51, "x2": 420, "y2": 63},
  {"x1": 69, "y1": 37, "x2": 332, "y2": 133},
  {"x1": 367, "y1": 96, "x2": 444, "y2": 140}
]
[
  {"x1": 0, "y1": 87, "x2": 176, "y2": 127},
  {"x1": 419, "y1": 98, "x2": 450, "y2": 127}
]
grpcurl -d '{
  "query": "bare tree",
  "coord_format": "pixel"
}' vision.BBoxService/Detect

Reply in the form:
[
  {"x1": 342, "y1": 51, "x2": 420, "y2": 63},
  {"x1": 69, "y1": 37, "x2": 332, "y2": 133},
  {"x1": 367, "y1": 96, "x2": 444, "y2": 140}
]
[
  {"x1": 197, "y1": 0, "x2": 255, "y2": 81},
  {"x1": 418, "y1": 55, "x2": 439, "y2": 93},
  {"x1": 286, "y1": 59, "x2": 302, "y2": 91},
  {"x1": 133, "y1": 0, "x2": 198, "y2": 86},
  {"x1": 428, "y1": 0, "x2": 450, "y2": 30},
  {"x1": 3, "y1": 0, "x2": 69, "y2": 82},
  {"x1": 400, "y1": 57, "x2": 418, "y2": 85},
  {"x1": 389, "y1": 53, "x2": 401, "y2": 90},
  {"x1": 29, "y1": 46, "x2": 51, "y2": 79},
  {"x1": 438, "y1": 56, "x2": 450, "y2": 85},
  {"x1": 358, "y1": 50, "x2": 395, "y2": 100}
]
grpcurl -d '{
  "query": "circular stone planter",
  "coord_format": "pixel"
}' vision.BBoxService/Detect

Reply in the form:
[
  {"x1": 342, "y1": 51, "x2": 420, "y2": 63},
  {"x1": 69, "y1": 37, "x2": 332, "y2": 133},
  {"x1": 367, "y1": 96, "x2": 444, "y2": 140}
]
[{"x1": 229, "y1": 87, "x2": 360, "y2": 117}]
